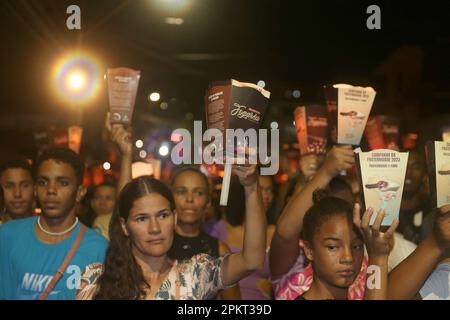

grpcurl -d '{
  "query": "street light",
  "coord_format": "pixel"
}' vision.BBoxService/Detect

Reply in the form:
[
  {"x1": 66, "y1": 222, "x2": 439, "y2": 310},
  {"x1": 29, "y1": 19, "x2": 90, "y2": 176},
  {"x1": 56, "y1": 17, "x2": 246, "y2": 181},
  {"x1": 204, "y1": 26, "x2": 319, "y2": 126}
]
[
  {"x1": 51, "y1": 51, "x2": 101, "y2": 104},
  {"x1": 135, "y1": 139, "x2": 144, "y2": 148},
  {"x1": 67, "y1": 71, "x2": 86, "y2": 91},
  {"x1": 165, "y1": 17, "x2": 184, "y2": 25},
  {"x1": 149, "y1": 92, "x2": 161, "y2": 102},
  {"x1": 292, "y1": 90, "x2": 301, "y2": 98},
  {"x1": 139, "y1": 150, "x2": 147, "y2": 158},
  {"x1": 159, "y1": 144, "x2": 169, "y2": 157}
]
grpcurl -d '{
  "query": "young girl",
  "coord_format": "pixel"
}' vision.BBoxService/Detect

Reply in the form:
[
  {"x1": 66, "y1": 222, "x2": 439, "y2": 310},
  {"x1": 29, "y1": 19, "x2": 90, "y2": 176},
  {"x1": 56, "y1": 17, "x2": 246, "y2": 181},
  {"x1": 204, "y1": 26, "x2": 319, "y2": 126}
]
[
  {"x1": 296, "y1": 191, "x2": 397, "y2": 300},
  {"x1": 76, "y1": 164, "x2": 266, "y2": 300},
  {"x1": 270, "y1": 145, "x2": 398, "y2": 299}
]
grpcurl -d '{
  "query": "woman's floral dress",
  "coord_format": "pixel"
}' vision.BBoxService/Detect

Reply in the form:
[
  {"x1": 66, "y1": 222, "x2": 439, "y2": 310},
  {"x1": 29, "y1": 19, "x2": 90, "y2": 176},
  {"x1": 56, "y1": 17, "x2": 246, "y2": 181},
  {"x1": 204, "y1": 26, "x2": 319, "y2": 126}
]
[{"x1": 76, "y1": 254, "x2": 228, "y2": 300}]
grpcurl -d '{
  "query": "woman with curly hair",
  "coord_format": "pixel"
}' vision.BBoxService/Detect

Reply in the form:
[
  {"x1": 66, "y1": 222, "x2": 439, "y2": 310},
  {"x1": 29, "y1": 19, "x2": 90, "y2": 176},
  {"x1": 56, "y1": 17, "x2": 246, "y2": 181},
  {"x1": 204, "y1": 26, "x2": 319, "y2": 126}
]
[{"x1": 76, "y1": 164, "x2": 266, "y2": 300}]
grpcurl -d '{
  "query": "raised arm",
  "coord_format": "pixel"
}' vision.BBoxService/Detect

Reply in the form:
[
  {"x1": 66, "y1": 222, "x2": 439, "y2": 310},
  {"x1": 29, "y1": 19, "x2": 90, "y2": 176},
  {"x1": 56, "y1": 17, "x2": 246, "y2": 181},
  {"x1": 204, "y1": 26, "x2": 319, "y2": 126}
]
[
  {"x1": 353, "y1": 205, "x2": 398, "y2": 300},
  {"x1": 218, "y1": 240, "x2": 242, "y2": 300},
  {"x1": 269, "y1": 145, "x2": 355, "y2": 278},
  {"x1": 387, "y1": 204, "x2": 450, "y2": 299},
  {"x1": 110, "y1": 124, "x2": 132, "y2": 194},
  {"x1": 220, "y1": 165, "x2": 267, "y2": 287}
]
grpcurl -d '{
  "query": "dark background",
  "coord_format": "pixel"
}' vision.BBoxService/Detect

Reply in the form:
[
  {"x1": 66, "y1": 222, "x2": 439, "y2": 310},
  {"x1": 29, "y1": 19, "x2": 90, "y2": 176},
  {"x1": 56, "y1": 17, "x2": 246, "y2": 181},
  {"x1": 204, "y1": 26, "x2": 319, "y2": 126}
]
[{"x1": 0, "y1": 0, "x2": 449, "y2": 163}]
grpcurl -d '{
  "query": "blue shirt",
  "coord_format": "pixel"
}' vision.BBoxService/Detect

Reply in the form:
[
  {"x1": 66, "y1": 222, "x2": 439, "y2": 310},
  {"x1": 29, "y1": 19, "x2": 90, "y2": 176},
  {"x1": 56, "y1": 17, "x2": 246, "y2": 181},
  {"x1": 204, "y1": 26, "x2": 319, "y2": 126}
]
[
  {"x1": 0, "y1": 216, "x2": 108, "y2": 300},
  {"x1": 420, "y1": 262, "x2": 450, "y2": 300}
]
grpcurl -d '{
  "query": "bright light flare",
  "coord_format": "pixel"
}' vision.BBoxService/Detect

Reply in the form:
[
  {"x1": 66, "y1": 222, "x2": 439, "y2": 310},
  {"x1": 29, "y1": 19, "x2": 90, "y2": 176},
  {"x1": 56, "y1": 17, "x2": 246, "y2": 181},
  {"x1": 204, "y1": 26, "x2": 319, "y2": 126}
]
[
  {"x1": 51, "y1": 51, "x2": 101, "y2": 104},
  {"x1": 159, "y1": 144, "x2": 169, "y2": 157},
  {"x1": 67, "y1": 71, "x2": 86, "y2": 91}
]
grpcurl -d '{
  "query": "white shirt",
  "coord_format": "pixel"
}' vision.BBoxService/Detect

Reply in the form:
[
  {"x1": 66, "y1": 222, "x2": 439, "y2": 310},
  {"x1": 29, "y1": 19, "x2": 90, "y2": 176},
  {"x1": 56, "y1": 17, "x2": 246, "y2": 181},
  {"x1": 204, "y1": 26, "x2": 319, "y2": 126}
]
[{"x1": 388, "y1": 232, "x2": 417, "y2": 272}]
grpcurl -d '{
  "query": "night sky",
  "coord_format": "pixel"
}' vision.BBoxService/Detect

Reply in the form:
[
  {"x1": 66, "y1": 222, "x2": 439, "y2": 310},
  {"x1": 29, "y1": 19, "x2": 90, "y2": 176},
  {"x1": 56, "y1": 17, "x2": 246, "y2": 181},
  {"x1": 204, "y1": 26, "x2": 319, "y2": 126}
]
[{"x1": 0, "y1": 0, "x2": 449, "y2": 160}]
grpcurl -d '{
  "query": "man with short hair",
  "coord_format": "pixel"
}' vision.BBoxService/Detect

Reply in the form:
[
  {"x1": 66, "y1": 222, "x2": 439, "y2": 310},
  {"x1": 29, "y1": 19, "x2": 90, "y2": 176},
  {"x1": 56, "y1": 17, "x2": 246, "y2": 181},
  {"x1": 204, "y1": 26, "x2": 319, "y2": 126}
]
[
  {"x1": 0, "y1": 147, "x2": 108, "y2": 300},
  {"x1": 0, "y1": 158, "x2": 35, "y2": 224}
]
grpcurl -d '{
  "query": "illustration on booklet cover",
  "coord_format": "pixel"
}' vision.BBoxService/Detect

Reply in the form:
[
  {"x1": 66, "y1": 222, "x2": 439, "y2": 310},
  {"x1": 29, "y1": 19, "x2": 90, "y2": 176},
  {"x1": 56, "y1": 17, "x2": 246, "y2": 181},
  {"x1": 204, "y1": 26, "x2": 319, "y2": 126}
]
[
  {"x1": 356, "y1": 149, "x2": 409, "y2": 225},
  {"x1": 324, "y1": 84, "x2": 376, "y2": 146}
]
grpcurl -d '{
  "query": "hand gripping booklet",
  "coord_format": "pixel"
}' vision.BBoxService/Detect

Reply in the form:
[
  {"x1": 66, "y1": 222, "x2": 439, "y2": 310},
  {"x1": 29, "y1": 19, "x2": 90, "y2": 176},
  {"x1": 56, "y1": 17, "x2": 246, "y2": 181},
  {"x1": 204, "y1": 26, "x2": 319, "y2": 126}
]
[
  {"x1": 293, "y1": 105, "x2": 328, "y2": 156},
  {"x1": 426, "y1": 141, "x2": 450, "y2": 208},
  {"x1": 205, "y1": 79, "x2": 271, "y2": 205},
  {"x1": 324, "y1": 84, "x2": 376, "y2": 146},
  {"x1": 355, "y1": 149, "x2": 409, "y2": 225}
]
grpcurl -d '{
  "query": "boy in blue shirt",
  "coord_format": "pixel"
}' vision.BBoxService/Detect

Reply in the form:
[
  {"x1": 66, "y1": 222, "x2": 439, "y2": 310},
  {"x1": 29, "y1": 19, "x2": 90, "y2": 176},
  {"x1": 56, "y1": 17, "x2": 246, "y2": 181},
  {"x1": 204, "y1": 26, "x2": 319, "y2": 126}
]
[{"x1": 0, "y1": 147, "x2": 108, "y2": 300}]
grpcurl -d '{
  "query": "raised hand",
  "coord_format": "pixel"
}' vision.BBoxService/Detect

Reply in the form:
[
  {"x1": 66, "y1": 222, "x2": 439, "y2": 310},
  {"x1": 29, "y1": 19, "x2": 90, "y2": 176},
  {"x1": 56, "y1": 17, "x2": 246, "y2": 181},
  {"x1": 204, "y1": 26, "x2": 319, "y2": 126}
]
[
  {"x1": 353, "y1": 204, "x2": 399, "y2": 257},
  {"x1": 353, "y1": 204, "x2": 398, "y2": 300},
  {"x1": 225, "y1": 146, "x2": 258, "y2": 187},
  {"x1": 105, "y1": 112, "x2": 133, "y2": 193},
  {"x1": 321, "y1": 145, "x2": 355, "y2": 179},
  {"x1": 299, "y1": 154, "x2": 321, "y2": 181},
  {"x1": 110, "y1": 124, "x2": 132, "y2": 156},
  {"x1": 233, "y1": 164, "x2": 258, "y2": 188},
  {"x1": 105, "y1": 112, "x2": 132, "y2": 156}
]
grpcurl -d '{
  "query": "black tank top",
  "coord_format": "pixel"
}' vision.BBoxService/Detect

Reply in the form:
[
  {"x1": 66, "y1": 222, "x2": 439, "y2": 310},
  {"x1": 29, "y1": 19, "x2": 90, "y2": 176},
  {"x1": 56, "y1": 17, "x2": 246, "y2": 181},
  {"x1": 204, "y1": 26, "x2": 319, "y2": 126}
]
[{"x1": 168, "y1": 231, "x2": 220, "y2": 260}]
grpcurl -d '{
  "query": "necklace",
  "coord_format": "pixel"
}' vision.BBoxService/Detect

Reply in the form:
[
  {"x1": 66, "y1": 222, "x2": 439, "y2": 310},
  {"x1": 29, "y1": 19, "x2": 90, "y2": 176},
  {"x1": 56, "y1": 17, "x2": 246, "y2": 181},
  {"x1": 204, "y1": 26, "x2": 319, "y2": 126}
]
[{"x1": 37, "y1": 216, "x2": 79, "y2": 236}]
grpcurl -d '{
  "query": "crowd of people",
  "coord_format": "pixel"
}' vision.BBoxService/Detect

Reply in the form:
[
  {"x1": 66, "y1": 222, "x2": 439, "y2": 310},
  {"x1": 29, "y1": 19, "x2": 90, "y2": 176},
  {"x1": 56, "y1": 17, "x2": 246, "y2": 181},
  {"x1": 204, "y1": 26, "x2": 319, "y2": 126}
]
[{"x1": 0, "y1": 122, "x2": 449, "y2": 300}]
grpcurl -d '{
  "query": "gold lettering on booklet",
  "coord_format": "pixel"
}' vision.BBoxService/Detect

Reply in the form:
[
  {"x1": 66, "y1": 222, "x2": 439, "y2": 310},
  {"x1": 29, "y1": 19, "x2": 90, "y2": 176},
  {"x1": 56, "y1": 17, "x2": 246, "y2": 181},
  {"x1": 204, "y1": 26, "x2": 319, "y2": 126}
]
[{"x1": 230, "y1": 103, "x2": 261, "y2": 123}]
